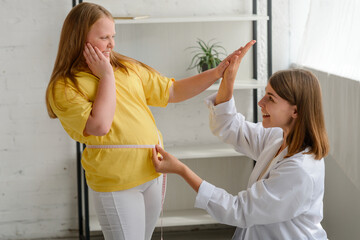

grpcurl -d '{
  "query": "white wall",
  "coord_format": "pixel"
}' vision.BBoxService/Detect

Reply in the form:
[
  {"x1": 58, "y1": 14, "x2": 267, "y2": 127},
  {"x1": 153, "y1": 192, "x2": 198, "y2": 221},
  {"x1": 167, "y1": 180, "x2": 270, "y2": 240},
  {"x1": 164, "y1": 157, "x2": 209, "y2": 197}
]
[
  {"x1": 272, "y1": 0, "x2": 290, "y2": 72},
  {"x1": 309, "y1": 68, "x2": 360, "y2": 239},
  {"x1": 322, "y1": 155, "x2": 360, "y2": 239},
  {"x1": 271, "y1": 0, "x2": 310, "y2": 72},
  {"x1": 285, "y1": 1, "x2": 360, "y2": 238},
  {"x1": 0, "y1": 1, "x2": 78, "y2": 239}
]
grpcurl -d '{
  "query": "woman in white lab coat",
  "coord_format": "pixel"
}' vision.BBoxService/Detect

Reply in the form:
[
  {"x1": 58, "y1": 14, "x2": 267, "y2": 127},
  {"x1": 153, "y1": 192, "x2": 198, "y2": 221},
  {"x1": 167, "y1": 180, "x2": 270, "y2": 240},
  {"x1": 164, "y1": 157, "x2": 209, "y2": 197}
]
[{"x1": 151, "y1": 41, "x2": 329, "y2": 240}]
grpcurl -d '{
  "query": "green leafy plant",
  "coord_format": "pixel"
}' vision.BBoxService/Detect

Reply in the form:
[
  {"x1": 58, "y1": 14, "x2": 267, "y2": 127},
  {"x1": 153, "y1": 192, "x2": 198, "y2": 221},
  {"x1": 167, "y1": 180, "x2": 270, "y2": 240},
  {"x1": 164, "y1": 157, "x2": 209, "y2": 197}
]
[{"x1": 186, "y1": 38, "x2": 227, "y2": 73}]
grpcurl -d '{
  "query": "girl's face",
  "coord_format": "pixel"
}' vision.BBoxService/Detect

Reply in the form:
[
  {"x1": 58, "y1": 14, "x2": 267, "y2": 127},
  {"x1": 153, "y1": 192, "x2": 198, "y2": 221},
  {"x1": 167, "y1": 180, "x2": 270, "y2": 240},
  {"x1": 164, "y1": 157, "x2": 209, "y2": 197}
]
[
  {"x1": 86, "y1": 17, "x2": 115, "y2": 60},
  {"x1": 258, "y1": 83, "x2": 297, "y2": 134}
]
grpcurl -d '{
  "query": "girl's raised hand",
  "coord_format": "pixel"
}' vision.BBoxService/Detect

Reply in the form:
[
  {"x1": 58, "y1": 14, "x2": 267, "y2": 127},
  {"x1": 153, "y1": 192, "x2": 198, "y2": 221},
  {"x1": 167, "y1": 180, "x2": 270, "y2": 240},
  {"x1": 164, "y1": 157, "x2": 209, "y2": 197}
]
[
  {"x1": 83, "y1": 43, "x2": 114, "y2": 79},
  {"x1": 152, "y1": 145, "x2": 185, "y2": 175}
]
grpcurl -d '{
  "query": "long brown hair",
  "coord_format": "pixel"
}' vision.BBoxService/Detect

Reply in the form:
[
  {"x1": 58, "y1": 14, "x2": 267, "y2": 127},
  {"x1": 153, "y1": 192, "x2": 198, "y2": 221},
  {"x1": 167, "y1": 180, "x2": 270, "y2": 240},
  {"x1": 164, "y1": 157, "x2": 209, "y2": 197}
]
[
  {"x1": 269, "y1": 69, "x2": 329, "y2": 160},
  {"x1": 46, "y1": 2, "x2": 157, "y2": 118}
]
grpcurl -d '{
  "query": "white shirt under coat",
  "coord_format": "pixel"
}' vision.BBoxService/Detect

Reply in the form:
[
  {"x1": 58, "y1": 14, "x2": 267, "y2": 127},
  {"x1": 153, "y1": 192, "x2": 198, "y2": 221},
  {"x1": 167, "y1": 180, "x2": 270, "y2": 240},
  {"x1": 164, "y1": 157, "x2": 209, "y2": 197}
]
[{"x1": 194, "y1": 93, "x2": 327, "y2": 240}]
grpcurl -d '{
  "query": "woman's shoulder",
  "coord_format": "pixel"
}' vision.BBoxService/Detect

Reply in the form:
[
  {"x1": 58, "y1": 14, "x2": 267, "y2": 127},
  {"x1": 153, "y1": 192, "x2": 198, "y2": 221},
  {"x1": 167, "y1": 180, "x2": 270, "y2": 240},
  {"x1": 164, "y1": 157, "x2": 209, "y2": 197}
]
[
  {"x1": 281, "y1": 149, "x2": 322, "y2": 165},
  {"x1": 279, "y1": 150, "x2": 325, "y2": 181}
]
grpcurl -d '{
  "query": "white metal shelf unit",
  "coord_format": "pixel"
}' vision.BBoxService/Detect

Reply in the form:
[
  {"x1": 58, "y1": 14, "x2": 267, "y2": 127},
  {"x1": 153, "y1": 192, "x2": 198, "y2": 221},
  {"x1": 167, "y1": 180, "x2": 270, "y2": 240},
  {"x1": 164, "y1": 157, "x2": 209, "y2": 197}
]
[
  {"x1": 206, "y1": 79, "x2": 267, "y2": 90},
  {"x1": 114, "y1": 15, "x2": 269, "y2": 24},
  {"x1": 74, "y1": 2, "x2": 272, "y2": 240},
  {"x1": 114, "y1": 14, "x2": 269, "y2": 91}
]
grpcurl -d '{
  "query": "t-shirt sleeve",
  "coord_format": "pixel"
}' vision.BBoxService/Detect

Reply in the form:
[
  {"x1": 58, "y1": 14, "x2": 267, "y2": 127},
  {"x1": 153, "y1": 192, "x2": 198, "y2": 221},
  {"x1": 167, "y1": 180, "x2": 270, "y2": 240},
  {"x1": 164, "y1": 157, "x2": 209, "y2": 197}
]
[
  {"x1": 137, "y1": 64, "x2": 174, "y2": 107},
  {"x1": 48, "y1": 80, "x2": 92, "y2": 140}
]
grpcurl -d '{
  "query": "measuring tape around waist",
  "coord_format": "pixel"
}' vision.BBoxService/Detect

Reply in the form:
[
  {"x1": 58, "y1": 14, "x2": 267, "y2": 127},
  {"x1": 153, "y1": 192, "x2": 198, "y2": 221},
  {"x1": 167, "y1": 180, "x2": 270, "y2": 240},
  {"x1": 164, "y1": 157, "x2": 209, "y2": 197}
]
[{"x1": 86, "y1": 144, "x2": 156, "y2": 149}]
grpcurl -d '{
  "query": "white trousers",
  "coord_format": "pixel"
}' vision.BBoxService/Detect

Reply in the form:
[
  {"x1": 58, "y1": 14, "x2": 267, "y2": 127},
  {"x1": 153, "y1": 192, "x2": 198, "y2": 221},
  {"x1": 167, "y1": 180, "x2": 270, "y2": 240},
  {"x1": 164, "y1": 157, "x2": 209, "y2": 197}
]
[{"x1": 90, "y1": 175, "x2": 164, "y2": 240}]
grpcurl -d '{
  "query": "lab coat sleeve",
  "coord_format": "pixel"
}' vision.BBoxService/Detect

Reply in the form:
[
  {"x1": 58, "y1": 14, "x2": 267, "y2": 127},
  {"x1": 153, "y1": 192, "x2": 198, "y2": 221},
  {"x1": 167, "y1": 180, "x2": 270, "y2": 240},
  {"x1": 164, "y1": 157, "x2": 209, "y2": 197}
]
[
  {"x1": 205, "y1": 93, "x2": 280, "y2": 160},
  {"x1": 195, "y1": 160, "x2": 314, "y2": 228}
]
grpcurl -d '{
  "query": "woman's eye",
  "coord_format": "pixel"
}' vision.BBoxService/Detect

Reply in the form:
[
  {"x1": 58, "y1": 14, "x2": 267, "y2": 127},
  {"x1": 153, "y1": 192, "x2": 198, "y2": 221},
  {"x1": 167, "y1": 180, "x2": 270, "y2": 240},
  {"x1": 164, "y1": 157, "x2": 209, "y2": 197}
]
[{"x1": 269, "y1": 96, "x2": 274, "y2": 102}]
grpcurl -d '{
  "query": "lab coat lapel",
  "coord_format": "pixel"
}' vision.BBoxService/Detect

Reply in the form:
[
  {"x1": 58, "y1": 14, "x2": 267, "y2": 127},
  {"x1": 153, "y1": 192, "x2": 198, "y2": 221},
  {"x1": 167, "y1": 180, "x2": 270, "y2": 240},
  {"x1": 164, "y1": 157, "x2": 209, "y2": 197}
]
[
  {"x1": 261, "y1": 147, "x2": 288, "y2": 180},
  {"x1": 247, "y1": 138, "x2": 284, "y2": 187}
]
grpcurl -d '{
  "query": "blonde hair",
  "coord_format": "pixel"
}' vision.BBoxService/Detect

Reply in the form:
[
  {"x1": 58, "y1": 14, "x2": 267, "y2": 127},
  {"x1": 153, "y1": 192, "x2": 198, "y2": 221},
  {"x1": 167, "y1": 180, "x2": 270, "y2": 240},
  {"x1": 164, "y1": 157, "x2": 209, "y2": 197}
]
[
  {"x1": 269, "y1": 69, "x2": 329, "y2": 160},
  {"x1": 46, "y1": 2, "x2": 157, "y2": 118}
]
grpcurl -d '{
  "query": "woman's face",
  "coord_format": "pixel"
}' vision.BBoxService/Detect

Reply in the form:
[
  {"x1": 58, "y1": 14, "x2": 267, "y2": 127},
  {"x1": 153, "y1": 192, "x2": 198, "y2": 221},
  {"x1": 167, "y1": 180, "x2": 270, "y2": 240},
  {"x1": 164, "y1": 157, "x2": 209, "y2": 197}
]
[
  {"x1": 258, "y1": 83, "x2": 297, "y2": 134},
  {"x1": 86, "y1": 17, "x2": 115, "y2": 60}
]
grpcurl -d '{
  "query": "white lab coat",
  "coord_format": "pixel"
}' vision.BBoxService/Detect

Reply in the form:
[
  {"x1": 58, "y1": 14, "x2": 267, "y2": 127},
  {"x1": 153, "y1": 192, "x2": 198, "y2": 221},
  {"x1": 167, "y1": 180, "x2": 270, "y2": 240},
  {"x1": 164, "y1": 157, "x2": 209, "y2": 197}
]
[{"x1": 194, "y1": 94, "x2": 327, "y2": 240}]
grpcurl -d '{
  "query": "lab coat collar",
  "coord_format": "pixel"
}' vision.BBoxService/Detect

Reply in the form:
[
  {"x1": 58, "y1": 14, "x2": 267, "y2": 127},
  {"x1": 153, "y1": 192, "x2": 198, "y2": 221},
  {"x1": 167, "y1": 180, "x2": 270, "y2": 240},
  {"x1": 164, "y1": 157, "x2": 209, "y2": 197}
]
[{"x1": 247, "y1": 138, "x2": 285, "y2": 186}]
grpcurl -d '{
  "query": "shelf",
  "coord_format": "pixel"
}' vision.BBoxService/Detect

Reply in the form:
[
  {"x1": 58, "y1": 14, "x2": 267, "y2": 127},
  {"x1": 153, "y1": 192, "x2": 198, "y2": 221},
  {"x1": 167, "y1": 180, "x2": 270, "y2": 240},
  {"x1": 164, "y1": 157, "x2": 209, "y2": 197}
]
[
  {"x1": 115, "y1": 14, "x2": 269, "y2": 24},
  {"x1": 165, "y1": 143, "x2": 244, "y2": 160},
  {"x1": 90, "y1": 209, "x2": 218, "y2": 231},
  {"x1": 206, "y1": 79, "x2": 267, "y2": 91}
]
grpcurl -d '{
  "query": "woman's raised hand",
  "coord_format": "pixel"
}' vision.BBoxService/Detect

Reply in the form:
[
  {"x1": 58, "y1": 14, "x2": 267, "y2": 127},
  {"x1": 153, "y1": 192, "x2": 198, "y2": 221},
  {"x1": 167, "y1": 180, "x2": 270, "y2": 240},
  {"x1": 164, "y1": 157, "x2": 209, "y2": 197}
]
[
  {"x1": 214, "y1": 40, "x2": 256, "y2": 80},
  {"x1": 83, "y1": 43, "x2": 114, "y2": 79},
  {"x1": 223, "y1": 40, "x2": 256, "y2": 84},
  {"x1": 214, "y1": 40, "x2": 256, "y2": 105},
  {"x1": 214, "y1": 48, "x2": 241, "y2": 79}
]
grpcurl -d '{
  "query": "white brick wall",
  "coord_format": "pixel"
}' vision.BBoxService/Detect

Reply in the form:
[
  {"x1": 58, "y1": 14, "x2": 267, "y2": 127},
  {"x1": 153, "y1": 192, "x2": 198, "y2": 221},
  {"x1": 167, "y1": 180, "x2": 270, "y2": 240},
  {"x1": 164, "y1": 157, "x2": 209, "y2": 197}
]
[
  {"x1": 0, "y1": 0, "x2": 77, "y2": 239},
  {"x1": 0, "y1": 0, "x2": 273, "y2": 239}
]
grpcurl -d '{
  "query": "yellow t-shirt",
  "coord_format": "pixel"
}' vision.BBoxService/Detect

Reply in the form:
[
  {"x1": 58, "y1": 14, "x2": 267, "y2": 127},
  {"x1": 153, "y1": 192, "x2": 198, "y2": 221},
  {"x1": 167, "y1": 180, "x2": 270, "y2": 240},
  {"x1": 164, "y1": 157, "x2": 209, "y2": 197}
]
[{"x1": 48, "y1": 63, "x2": 174, "y2": 192}]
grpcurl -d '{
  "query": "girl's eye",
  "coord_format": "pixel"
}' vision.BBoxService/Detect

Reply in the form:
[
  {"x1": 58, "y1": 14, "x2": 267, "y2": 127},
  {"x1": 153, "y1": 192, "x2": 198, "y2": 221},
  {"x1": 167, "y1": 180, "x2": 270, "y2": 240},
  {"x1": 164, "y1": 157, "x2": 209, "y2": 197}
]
[{"x1": 268, "y1": 96, "x2": 274, "y2": 102}]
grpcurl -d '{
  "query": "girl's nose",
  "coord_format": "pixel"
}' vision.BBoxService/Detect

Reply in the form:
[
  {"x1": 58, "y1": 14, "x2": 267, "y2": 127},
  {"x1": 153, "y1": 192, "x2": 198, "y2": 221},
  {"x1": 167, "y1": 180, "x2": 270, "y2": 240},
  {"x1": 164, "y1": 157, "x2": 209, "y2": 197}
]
[{"x1": 108, "y1": 39, "x2": 114, "y2": 49}]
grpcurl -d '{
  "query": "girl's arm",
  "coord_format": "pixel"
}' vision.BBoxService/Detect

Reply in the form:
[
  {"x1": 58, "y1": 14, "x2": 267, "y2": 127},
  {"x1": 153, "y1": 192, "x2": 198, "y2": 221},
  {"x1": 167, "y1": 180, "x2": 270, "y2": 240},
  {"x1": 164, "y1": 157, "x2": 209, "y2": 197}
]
[
  {"x1": 168, "y1": 40, "x2": 255, "y2": 103},
  {"x1": 152, "y1": 145, "x2": 203, "y2": 192},
  {"x1": 215, "y1": 40, "x2": 256, "y2": 106},
  {"x1": 83, "y1": 43, "x2": 116, "y2": 136},
  {"x1": 167, "y1": 47, "x2": 242, "y2": 103}
]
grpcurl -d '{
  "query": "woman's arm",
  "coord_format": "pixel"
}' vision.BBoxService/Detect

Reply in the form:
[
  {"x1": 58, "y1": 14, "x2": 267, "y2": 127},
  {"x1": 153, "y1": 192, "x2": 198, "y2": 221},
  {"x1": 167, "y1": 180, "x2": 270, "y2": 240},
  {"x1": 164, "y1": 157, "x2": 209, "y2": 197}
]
[
  {"x1": 152, "y1": 145, "x2": 203, "y2": 192},
  {"x1": 83, "y1": 43, "x2": 116, "y2": 136},
  {"x1": 153, "y1": 145, "x2": 314, "y2": 228}
]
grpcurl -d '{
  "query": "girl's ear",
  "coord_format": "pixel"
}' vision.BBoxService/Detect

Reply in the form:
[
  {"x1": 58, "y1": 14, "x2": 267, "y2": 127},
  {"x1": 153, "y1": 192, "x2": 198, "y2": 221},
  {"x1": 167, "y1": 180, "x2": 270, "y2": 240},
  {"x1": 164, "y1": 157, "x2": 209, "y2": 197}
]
[{"x1": 292, "y1": 106, "x2": 298, "y2": 119}]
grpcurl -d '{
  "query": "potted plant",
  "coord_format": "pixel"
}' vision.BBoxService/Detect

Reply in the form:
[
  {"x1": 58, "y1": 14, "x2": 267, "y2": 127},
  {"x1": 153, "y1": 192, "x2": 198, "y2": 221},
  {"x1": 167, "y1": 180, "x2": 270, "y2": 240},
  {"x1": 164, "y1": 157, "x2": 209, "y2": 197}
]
[{"x1": 186, "y1": 38, "x2": 227, "y2": 83}]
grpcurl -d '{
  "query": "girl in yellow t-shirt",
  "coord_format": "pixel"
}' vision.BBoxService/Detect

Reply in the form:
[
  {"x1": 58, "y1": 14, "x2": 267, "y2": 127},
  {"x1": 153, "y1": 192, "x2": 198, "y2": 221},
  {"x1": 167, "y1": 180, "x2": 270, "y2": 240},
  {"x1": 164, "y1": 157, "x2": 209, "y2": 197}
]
[{"x1": 45, "y1": 2, "x2": 250, "y2": 240}]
